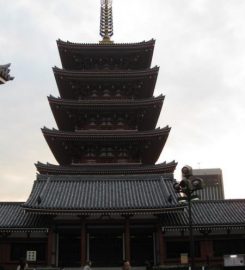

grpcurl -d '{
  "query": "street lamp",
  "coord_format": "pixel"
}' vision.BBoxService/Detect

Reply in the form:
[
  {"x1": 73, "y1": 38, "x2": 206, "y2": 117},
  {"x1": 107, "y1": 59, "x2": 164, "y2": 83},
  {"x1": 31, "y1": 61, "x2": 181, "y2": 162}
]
[{"x1": 173, "y1": 165, "x2": 204, "y2": 270}]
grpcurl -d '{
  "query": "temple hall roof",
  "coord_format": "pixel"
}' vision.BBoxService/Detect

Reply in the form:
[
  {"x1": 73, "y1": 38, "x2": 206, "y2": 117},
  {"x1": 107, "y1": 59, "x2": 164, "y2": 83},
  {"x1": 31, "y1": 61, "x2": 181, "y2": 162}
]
[
  {"x1": 2, "y1": 199, "x2": 245, "y2": 232},
  {"x1": 0, "y1": 202, "x2": 50, "y2": 232},
  {"x1": 23, "y1": 174, "x2": 180, "y2": 215},
  {"x1": 161, "y1": 199, "x2": 245, "y2": 231}
]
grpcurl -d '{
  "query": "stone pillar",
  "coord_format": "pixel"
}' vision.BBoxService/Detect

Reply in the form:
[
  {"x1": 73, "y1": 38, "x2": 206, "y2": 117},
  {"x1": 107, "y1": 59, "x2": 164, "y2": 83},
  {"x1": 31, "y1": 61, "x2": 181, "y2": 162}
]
[
  {"x1": 81, "y1": 218, "x2": 87, "y2": 266},
  {"x1": 124, "y1": 216, "x2": 130, "y2": 261}
]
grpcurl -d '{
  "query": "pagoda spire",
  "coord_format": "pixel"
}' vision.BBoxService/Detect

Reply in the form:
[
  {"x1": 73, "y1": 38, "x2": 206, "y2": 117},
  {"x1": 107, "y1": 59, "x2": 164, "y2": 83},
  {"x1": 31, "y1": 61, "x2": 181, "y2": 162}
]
[{"x1": 100, "y1": 0, "x2": 114, "y2": 44}]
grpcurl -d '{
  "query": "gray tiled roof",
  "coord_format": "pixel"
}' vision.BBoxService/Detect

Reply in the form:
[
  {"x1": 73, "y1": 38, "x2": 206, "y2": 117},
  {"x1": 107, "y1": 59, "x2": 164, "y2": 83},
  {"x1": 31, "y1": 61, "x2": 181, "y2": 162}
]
[
  {"x1": 161, "y1": 199, "x2": 245, "y2": 231},
  {"x1": 1, "y1": 199, "x2": 245, "y2": 231},
  {"x1": 0, "y1": 202, "x2": 50, "y2": 232},
  {"x1": 23, "y1": 174, "x2": 180, "y2": 214}
]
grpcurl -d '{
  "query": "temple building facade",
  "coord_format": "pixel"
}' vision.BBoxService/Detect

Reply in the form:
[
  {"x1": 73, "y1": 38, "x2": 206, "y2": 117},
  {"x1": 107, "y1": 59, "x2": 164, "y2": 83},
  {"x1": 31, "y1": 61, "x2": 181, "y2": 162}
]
[{"x1": 0, "y1": 1, "x2": 245, "y2": 269}]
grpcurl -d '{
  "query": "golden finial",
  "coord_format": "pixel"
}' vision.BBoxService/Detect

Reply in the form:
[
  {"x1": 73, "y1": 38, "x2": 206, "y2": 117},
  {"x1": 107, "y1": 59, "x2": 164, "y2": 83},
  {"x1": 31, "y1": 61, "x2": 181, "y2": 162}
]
[{"x1": 100, "y1": 0, "x2": 114, "y2": 44}]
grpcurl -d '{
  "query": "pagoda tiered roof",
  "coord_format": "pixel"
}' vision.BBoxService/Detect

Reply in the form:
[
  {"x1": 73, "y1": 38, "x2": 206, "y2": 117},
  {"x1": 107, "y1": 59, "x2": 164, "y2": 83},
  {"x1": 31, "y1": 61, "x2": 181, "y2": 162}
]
[
  {"x1": 42, "y1": 127, "x2": 170, "y2": 165},
  {"x1": 35, "y1": 161, "x2": 177, "y2": 175},
  {"x1": 23, "y1": 174, "x2": 180, "y2": 215},
  {"x1": 57, "y1": 39, "x2": 155, "y2": 70},
  {"x1": 48, "y1": 95, "x2": 164, "y2": 131},
  {"x1": 53, "y1": 66, "x2": 159, "y2": 99}
]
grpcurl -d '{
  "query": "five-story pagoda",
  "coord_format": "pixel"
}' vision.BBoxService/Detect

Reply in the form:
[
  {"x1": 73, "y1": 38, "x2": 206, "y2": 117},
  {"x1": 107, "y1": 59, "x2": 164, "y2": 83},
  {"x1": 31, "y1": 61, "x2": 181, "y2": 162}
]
[{"x1": 24, "y1": 0, "x2": 178, "y2": 267}]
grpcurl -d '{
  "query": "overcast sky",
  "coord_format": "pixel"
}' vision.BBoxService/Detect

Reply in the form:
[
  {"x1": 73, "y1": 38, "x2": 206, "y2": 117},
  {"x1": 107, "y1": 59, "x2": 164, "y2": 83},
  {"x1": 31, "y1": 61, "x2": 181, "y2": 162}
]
[{"x1": 0, "y1": 0, "x2": 245, "y2": 201}]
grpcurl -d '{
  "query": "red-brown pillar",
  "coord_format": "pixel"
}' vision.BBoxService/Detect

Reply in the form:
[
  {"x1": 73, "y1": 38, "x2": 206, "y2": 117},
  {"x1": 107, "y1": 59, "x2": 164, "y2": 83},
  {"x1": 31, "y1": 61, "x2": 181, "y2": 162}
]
[
  {"x1": 157, "y1": 222, "x2": 165, "y2": 265},
  {"x1": 124, "y1": 216, "x2": 130, "y2": 261},
  {"x1": 0, "y1": 242, "x2": 8, "y2": 266},
  {"x1": 201, "y1": 238, "x2": 213, "y2": 265},
  {"x1": 81, "y1": 218, "x2": 87, "y2": 266},
  {"x1": 47, "y1": 228, "x2": 53, "y2": 266}
]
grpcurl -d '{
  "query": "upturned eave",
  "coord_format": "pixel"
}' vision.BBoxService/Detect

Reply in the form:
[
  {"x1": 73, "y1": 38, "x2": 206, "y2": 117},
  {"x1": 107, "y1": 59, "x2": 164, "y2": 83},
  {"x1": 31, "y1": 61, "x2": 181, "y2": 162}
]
[
  {"x1": 35, "y1": 161, "x2": 177, "y2": 175},
  {"x1": 57, "y1": 39, "x2": 155, "y2": 70}
]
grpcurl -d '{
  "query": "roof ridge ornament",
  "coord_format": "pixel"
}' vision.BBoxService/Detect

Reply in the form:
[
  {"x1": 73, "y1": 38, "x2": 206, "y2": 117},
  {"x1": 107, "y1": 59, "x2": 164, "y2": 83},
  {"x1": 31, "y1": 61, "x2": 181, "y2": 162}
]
[{"x1": 100, "y1": 0, "x2": 114, "y2": 44}]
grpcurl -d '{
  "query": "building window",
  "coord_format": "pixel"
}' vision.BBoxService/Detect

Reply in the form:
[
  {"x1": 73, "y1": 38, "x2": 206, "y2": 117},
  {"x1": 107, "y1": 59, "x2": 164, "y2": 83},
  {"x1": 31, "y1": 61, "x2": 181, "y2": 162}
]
[
  {"x1": 11, "y1": 242, "x2": 46, "y2": 261},
  {"x1": 166, "y1": 240, "x2": 200, "y2": 259},
  {"x1": 213, "y1": 239, "x2": 245, "y2": 257}
]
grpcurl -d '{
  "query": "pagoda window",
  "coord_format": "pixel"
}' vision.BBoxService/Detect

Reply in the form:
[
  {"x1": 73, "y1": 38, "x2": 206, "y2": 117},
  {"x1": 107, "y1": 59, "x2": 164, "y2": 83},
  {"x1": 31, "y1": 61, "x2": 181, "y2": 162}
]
[
  {"x1": 103, "y1": 89, "x2": 110, "y2": 98},
  {"x1": 103, "y1": 63, "x2": 111, "y2": 70},
  {"x1": 118, "y1": 147, "x2": 128, "y2": 158},
  {"x1": 88, "y1": 117, "x2": 97, "y2": 129},
  {"x1": 115, "y1": 89, "x2": 122, "y2": 98},
  {"x1": 91, "y1": 90, "x2": 98, "y2": 98},
  {"x1": 101, "y1": 117, "x2": 113, "y2": 127},
  {"x1": 99, "y1": 147, "x2": 114, "y2": 157},
  {"x1": 117, "y1": 117, "x2": 125, "y2": 129},
  {"x1": 85, "y1": 146, "x2": 96, "y2": 158}
]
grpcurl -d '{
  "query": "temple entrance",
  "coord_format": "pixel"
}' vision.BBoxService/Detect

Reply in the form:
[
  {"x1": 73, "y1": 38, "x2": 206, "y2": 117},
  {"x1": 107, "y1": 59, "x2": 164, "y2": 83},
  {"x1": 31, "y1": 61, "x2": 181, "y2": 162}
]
[
  {"x1": 130, "y1": 229, "x2": 154, "y2": 266},
  {"x1": 58, "y1": 229, "x2": 81, "y2": 267},
  {"x1": 89, "y1": 229, "x2": 123, "y2": 267}
]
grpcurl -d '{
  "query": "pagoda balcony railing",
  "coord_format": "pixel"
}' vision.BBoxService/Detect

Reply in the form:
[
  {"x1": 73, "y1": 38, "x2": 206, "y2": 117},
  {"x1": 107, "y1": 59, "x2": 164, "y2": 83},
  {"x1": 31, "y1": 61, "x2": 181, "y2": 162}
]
[
  {"x1": 75, "y1": 127, "x2": 137, "y2": 132},
  {"x1": 72, "y1": 157, "x2": 141, "y2": 164}
]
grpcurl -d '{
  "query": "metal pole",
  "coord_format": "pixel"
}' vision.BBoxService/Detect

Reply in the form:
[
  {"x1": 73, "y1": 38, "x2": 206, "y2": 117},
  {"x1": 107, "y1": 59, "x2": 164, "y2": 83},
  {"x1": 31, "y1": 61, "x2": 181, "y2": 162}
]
[
  {"x1": 188, "y1": 195, "x2": 195, "y2": 270},
  {"x1": 173, "y1": 166, "x2": 203, "y2": 270}
]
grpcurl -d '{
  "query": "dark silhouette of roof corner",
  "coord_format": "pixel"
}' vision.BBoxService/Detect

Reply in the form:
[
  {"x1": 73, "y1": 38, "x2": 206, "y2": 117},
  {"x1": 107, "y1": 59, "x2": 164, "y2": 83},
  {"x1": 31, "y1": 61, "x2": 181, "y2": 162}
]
[{"x1": 0, "y1": 63, "x2": 14, "y2": 84}]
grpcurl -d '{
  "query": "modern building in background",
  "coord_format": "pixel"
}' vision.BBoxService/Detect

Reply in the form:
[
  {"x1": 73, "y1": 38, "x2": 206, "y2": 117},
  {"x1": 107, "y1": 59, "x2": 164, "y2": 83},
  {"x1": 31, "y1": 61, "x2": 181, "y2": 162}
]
[
  {"x1": 193, "y1": 168, "x2": 224, "y2": 200},
  {"x1": 0, "y1": 1, "x2": 245, "y2": 269}
]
